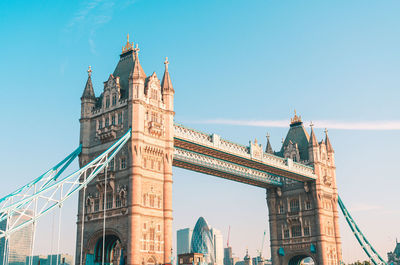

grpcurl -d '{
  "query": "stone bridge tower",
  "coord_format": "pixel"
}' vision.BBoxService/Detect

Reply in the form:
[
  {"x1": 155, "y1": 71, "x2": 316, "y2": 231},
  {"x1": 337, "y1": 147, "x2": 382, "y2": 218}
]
[
  {"x1": 76, "y1": 36, "x2": 174, "y2": 265},
  {"x1": 267, "y1": 113, "x2": 342, "y2": 265}
]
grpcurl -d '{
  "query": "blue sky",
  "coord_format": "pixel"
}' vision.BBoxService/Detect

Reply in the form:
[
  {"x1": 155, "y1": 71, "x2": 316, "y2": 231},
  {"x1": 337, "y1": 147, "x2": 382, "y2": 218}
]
[{"x1": 0, "y1": 0, "x2": 399, "y2": 263}]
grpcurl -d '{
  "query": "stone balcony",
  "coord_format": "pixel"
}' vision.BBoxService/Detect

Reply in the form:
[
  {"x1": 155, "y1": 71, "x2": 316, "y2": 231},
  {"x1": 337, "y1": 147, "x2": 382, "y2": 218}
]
[
  {"x1": 96, "y1": 124, "x2": 123, "y2": 142},
  {"x1": 147, "y1": 121, "x2": 164, "y2": 136}
]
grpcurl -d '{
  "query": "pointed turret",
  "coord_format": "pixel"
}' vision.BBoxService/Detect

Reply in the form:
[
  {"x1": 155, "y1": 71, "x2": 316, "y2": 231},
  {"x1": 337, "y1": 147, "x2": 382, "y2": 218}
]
[
  {"x1": 265, "y1": 133, "x2": 274, "y2": 154},
  {"x1": 81, "y1": 66, "x2": 95, "y2": 100},
  {"x1": 162, "y1": 57, "x2": 174, "y2": 111},
  {"x1": 309, "y1": 122, "x2": 318, "y2": 147},
  {"x1": 161, "y1": 57, "x2": 174, "y2": 92},
  {"x1": 130, "y1": 44, "x2": 146, "y2": 80},
  {"x1": 325, "y1": 128, "x2": 334, "y2": 153}
]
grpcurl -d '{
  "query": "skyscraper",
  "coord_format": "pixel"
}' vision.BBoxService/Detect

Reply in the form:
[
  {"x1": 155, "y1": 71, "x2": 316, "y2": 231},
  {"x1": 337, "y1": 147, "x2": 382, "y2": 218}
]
[
  {"x1": 177, "y1": 217, "x2": 223, "y2": 265},
  {"x1": 210, "y1": 229, "x2": 223, "y2": 265},
  {"x1": 223, "y1": 247, "x2": 233, "y2": 265},
  {"x1": 0, "y1": 212, "x2": 33, "y2": 265},
  {"x1": 177, "y1": 228, "x2": 193, "y2": 256}
]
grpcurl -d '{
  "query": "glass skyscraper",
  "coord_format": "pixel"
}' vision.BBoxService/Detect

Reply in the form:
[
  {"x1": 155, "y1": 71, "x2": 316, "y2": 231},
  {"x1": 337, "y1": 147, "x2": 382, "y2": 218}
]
[
  {"x1": 177, "y1": 228, "x2": 193, "y2": 256},
  {"x1": 0, "y1": 212, "x2": 33, "y2": 265}
]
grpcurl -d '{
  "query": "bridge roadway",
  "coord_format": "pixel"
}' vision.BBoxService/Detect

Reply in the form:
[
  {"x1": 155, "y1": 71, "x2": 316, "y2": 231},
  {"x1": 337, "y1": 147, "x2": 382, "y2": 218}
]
[{"x1": 172, "y1": 123, "x2": 317, "y2": 188}]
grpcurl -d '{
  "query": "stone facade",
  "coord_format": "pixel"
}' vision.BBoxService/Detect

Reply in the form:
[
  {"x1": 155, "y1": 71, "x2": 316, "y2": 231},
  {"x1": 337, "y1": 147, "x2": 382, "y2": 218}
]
[
  {"x1": 267, "y1": 114, "x2": 342, "y2": 265},
  {"x1": 76, "y1": 36, "x2": 174, "y2": 265}
]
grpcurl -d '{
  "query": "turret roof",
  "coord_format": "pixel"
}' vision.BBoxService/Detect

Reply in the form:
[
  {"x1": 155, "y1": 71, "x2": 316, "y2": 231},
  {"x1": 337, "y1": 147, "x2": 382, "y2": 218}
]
[
  {"x1": 325, "y1": 129, "x2": 334, "y2": 153},
  {"x1": 113, "y1": 50, "x2": 135, "y2": 98},
  {"x1": 81, "y1": 66, "x2": 95, "y2": 99},
  {"x1": 309, "y1": 123, "x2": 318, "y2": 147},
  {"x1": 161, "y1": 57, "x2": 173, "y2": 92},
  {"x1": 278, "y1": 113, "x2": 310, "y2": 161},
  {"x1": 265, "y1": 133, "x2": 274, "y2": 154}
]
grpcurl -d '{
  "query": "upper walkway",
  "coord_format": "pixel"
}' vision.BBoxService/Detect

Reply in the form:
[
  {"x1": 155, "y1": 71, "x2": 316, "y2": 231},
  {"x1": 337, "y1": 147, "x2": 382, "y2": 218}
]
[{"x1": 172, "y1": 123, "x2": 316, "y2": 188}]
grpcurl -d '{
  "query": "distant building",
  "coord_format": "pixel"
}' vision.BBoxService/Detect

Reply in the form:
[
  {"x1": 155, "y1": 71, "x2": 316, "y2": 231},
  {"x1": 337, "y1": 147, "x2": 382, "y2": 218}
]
[
  {"x1": 177, "y1": 217, "x2": 223, "y2": 265},
  {"x1": 388, "y1": 240, "x2": 400, "y2": 265},
  {"x1": 26, "y1": 254, "x2": 73, "y2": 265},
  {"x1": 232, "y1": 257, "x2": 239, "y2": 265},
  {"x1": 210, "y1": 228, "x2": 223, "y2": 265},
  {"x1": 223, "y1": 247, "x2": 233, "y2": 265},
  {"x1": 177, "y1": 228, "x2": 193, "y2": 256},
  {"x1": 178, "y1": 253, "x2": 206, "y2": 265},
  {"x1": 0, "y1": 212, "x2": 33, "y2": 265},
  {"x1": 234, "y1": 250, "x2": 252, "y2": 265}
]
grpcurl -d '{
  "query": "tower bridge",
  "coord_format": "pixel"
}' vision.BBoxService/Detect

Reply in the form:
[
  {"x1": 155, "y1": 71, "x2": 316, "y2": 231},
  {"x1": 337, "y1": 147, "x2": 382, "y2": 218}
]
[{"x1": 0, "y1": 37, "x2": 388, "y2": 265}]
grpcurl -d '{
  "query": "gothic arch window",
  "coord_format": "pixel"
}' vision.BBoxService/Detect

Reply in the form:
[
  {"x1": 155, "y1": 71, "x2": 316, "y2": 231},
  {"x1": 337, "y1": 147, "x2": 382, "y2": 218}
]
[
  {"x1": 111, "y1": 115, "x2": 116, "y2": 125},
  {"x1": 106, "y1": 192, "x2": 113, "y2": 209},
  {"x1": 105, "y1": 95, "x2": 110, "y2": 108},
  {"x1": 291, "y1": 225, "x2": 302, "y2": 237},
  {"x1": 112, "y1": 94, "x2": 117, "y2": 106},
  {"x1": 157, "y1": 197, "x2": 161, "y2": 208},
  {"x1": 149, "y1": 194, "x2": 155, "y2": 207},
  {"x1": 143, "y1": 194, "x2": 147, "y2": 206},
  {"x1": 98, "y1": 119, "x2": 103, "y2": 129},
  {"x1": 283, "y1": 228, "x2": 290, "y2": 239},
  {"x1": 94, "y1": 198, "x2": 99, "y2": 212},
  {"x1": 120, "y1": 157, "x2": 126, "y2": 169},
  {"x1": 118, "y1": 112, "x2": 123, "y2": 124},
  {"x1": 116, "y1": 194, "x2": 121, "y2": 208},
  {"x1": 303, "y1": 226, "x2": 310, "y2": 236},
  {"x1": 109, "y1": 158, "x2": 114, "y2": 171},
  {"x1": 105, "y1": 117, "x2": 109, "y2": 127},
  {"x1": 290, "y1": 198, "x2": 300, "y2": 212},
  {"x1": 278, "y1": 204, "x2": 284, "y2": 214}
]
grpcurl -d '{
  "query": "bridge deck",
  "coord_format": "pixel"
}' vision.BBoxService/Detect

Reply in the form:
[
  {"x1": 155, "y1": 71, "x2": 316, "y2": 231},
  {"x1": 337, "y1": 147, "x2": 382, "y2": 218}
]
[{"x1": 173, "y1": 123, "x2": 316, "y2": 186}]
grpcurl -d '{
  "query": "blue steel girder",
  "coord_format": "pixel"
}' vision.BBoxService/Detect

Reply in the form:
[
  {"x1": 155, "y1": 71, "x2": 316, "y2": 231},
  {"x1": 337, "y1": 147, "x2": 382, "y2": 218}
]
[
  {"x1": 173, "y1": 123, "x2": 316, "y2": 182},
  {"x1": 173, "y1": 147, "x2": 283, "y2": 187}
]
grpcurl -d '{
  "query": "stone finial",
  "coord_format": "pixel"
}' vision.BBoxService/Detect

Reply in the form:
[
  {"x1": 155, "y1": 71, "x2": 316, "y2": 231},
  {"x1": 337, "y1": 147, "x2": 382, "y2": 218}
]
[
  {"x1": 310, "y1": 121, "x2": 314, "y2": 128},
  {"x1": 290, "y1": 109, "x2": 302, "y2": 125},
  {"x1": 122, "y1": 34, "x2": 134, "y2": 53},
  {"x1": 87, "y1": 65, "x2": 92, "y2": 77},
  {"x1": 266, "y1": 133, "x2": 270, "y2": 140},
  {"x1": 164, "y1": 57, "x2": 169, "y2": 70}
]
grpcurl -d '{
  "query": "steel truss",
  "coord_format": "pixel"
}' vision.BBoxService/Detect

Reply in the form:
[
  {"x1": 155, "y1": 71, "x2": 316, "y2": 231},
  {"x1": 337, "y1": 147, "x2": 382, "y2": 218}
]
[
  {"x1": 0, "y1": 129, "x2": 131, "y2": 240},
  {"x1": 0, "y1": 125, "x2": 388, "y2": 265},
  {"x1": 338, "y1": 196, "x2": 387, "y2": 265}
]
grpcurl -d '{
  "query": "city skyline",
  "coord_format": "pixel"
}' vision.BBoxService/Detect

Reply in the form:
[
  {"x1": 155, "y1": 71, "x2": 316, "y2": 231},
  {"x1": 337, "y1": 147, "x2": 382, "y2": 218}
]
[{"x1": 0, "y1": 0, "x2": 399, "y2": 264}]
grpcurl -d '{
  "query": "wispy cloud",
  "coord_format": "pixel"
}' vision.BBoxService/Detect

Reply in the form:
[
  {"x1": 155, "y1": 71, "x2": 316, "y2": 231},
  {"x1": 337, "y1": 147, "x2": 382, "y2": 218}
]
[
  {"x1": 192, "y1": 119, "x2": 400, "y2": 130},
  {"x1": 65, "y1": 0, "x2": 120, "y2": 54}
]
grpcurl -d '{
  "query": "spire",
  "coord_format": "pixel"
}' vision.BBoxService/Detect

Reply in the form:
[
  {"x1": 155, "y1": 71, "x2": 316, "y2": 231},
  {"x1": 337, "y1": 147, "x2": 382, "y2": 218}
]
[
  {"x1": 130, "y1": 44, "x2": 146, "y2": 79},
  {"x1": 81, "y1": 66, "x2": 95, "y2": 100},
  {"x1": 161, "y1": 57, "x2": 174, "y2": 92},
  {"x1": 309, "y1": 121, "x2": 318, "y2": 147},
  {"x1": 265, "y1": 133, "x2": 273, "y2": 154},
  {"x1": 325, "y1": 128, "x2": 334, "y2": 153}
]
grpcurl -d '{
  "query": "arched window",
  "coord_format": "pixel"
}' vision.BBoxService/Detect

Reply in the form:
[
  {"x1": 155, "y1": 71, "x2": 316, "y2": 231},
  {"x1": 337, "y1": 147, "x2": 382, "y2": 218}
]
[
  {"x1": 118, "y1": 112, "x2": 123, "y2": 124},
  {"x1": 105, "y1": 95, "x2": 110, "y2": 108},
  {"x1": 278, "y1": 204, "x2": 284, "y2": 214},
  {"x1": 291, "y1": 225, "x2": 302, "y2": 237},
  {"x1": 290, "y1": 199, "x2": 300, "y2": 212},
  {"x1": 112, "y1": 94, "x2": 117, "y2": 106},
  {"x1": 115, "y1": 195, "x2": 121, "y2": 208}
]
